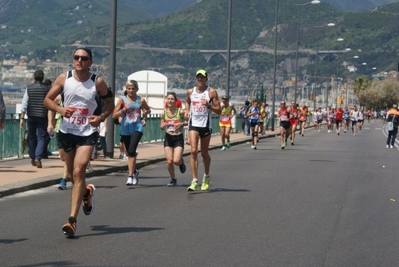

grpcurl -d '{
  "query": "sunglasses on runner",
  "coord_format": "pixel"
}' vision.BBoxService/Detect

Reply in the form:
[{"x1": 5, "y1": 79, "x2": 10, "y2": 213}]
[{"x1": 73, "y1": 55, "x2": 90, "y2": 61}]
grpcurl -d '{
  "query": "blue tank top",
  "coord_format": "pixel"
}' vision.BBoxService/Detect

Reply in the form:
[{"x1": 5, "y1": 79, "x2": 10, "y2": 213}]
[
  {"x1": 344, "y1": 110, "x2": 350, "y2": 119},
  {"x1": 249, "y1": 107, "x2": 260, "y2": 124},
  {"x1": 120, "y1": 95, "x2": 143, "y2": 135}
]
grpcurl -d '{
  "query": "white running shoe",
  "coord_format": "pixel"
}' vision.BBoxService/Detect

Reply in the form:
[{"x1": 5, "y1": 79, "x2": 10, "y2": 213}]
[{"x1": 132, "y1": 169, "x2": 139, "y2": 185}]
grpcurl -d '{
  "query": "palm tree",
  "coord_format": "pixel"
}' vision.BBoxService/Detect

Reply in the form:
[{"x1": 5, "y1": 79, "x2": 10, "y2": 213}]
[
  {"x1": 354, "y1": 76, "x2": 371, "y2": 96},
  {"x1": 354, "y1": 76, "x2": 372, "y2": 107}
]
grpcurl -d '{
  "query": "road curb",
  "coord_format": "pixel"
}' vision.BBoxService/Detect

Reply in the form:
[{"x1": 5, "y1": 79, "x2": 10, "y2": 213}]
[{"x1": 0, "y1": 131, "x2": 281, "y2": 198}]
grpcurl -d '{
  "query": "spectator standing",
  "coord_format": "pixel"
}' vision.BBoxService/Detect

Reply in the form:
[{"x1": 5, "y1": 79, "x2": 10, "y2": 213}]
[
  {"x1": 240, "y1": 101, "x2": 250, "y2": 135},
  {"x1": 20, "y1": 70, "x2": 49, "y2": 168},
  {"x1": 386, "y1": 104, "x2": 399, "y2": 149},
  {"x1": 0, "y1": 90, "x2": 5, "y2": 130},
  {"x1": 42, "y1": 79, "x2": 53, "y2": 159}
]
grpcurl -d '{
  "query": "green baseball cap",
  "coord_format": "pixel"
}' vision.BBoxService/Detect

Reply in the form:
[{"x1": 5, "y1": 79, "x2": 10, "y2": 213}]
[{"x1": 196, "y1": 69, "x2": 207, "y2": 77}]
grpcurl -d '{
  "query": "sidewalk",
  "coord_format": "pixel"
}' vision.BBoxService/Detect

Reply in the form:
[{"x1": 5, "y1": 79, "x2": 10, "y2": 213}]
[{"x1": 0, "y1": 129, "x2": 281, "y2": 198}]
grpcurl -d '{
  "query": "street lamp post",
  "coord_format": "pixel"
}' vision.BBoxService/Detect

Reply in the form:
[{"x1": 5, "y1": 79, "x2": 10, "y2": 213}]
[
  {"x1": 334, "y1": 38, "x2": 344, "y2": 107},
  {"x1": 106, "y1": 0, "x2": 117, "y2": 158},
  {"x1": 271, "y1": 0, "x2": 279, "y2": 132},
  {"x1": 225, "y1": 0, "x2": 232, "y2": 101},
  {"x1": 313, "y1": 22, "x2": 335, "y2": 111},
  {"x1": 294, "y1": 0, "x2": 320, "y2": 104}
]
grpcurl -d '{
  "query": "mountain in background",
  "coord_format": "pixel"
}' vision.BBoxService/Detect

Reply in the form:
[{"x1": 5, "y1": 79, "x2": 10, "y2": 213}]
[
  {"x1": 119, "y1": 0, "x2": 399, "y2": 16},
  {"x1": 324, "y1": 0, "x2": 399, "y2": 11},
  {"x1": 118, "y1": 0, "x2": 197, "y2": 17},
  {"x1": 0, "y1": 0, "x2": 154, "y2": 52},
  {"x1": 0, "y1": 0, "x2": 398, "y2": 90}
]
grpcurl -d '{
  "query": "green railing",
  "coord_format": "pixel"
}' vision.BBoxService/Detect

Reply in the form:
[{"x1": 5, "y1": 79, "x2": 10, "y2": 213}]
[
  {"x1": 0, "y1": 114, "x2": 308, "y2": 160},
  {"x1": 0, "y1": 114, "x2": 245, "y2": 160}
]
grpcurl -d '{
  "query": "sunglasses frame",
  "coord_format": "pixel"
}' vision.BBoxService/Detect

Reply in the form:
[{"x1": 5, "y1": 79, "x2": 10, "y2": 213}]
[{"x1": 73, "y1": 55, "x2": 90, "y2": 61}]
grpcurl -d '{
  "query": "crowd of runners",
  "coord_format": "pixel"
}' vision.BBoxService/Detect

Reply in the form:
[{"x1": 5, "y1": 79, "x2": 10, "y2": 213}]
[{"x1": 41, "y1": 47, "x2": 394, "y2": 238}]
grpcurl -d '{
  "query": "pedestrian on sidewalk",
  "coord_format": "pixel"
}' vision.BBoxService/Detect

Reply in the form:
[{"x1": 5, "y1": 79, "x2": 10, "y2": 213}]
[
  {"x1": 20, "y1": 70, "x2": 50, "y2": 168},
  {"x1": 160, "y1": 92, "x2": 187, "y2": 187},
  {"x1": 41, "y1": 79, "x2": 53, "y2": 159},
  {"x1": 385, "y1": 104, "x2": 399, "y2": 148},
  {"x1": 186, "y1": 69, "x2": 221, "y2": 191},
  {"x1": 44, "y1": 47, "x2": 114, "y2": 237},
  {"x1": 112, "y1": 80, "x2": 151, "y2": 186},
  {"x1": 259, "y1": 102, "x2": 266, "y2": 135},
  {"x1": 240, "y1": 101, "x2": 250, "y2": 135},
  {"x1": 0, "y1": 90, "x2": 5, "y2": 130},
  {"x1": 219, "y1": 95, "x2": 236, "y2": 151}
]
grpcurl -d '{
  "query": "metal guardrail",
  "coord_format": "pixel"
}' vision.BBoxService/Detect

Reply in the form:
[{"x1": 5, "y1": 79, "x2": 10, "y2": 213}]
[
  {"x1": 0, "y1": 115, "x2": 244, "y2": 160},
  {"x1": 0, "y1": 113, "x2": 306, "y2": 160}
]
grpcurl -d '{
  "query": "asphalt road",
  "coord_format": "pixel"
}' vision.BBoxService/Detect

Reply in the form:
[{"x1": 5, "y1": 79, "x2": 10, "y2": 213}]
[{"x1": 1, "y1": 120, "x2": 399, "y2": 267}]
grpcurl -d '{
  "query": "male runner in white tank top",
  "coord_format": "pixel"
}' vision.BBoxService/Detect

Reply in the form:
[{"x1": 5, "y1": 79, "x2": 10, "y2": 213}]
[
  {"x1": 185, "y1": 69, "x2": 221, "y2": 191},
  {"x1": 44, "y1": 48, "x2": 114, "y2": 237}
]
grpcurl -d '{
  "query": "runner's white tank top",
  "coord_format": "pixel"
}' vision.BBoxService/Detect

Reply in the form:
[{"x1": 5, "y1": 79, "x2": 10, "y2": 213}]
[
  {"x1": 189, "y1": 86, "x2": 212, "y2": 128},
  {"x1": 59, "y1": 70, "x2": 98, "y2": 136}
]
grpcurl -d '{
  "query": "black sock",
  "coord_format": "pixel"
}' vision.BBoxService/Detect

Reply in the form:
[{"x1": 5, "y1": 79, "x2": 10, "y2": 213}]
[{"x1": 68, "y1": 216, "x2": 76, "y2": 223}]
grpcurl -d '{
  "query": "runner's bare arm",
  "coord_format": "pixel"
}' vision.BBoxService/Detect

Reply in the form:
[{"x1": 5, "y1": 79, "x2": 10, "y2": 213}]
[
  {"x1": 44, "y1": 72, "x2": 68, "y2": 116},
  {"x1": 185, "y1": 89, "x2": 193, "y2": 120},
  {"x1": 96, "y1": 78, "x2": 115, "y2": 122},
  {"x1": 112, "y1": 97, "x2": 124, "y2": 120},
  {"x1": 209, "y1": 87, "x2": 221, "y2": 115}
]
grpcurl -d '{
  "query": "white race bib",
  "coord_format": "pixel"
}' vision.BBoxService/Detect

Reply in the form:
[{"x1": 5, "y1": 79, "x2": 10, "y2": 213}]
[{"x1": 65, "y1": 108, "x2": 89, "y2": 128}]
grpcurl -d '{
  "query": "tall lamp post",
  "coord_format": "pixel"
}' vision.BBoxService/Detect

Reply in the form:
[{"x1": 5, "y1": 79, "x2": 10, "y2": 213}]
[
  {"x1": 334, "y1": 38, "x2": 344, "y2": 107},
  {"x1": 226, "y1": 0, "x2": 232, "y2": 99},
  {"x1": 294, "y1": 0, "x2": 320, "y2": 103},
  {"x1": 106, "y1": 0, "x2": 117, "y2": 158},
  {"x1": 271, "y1": 0, "x2": 279, "y2": 131},
  {"x1": 313, "y1": 22, "x2": 335, "y2": 111}
]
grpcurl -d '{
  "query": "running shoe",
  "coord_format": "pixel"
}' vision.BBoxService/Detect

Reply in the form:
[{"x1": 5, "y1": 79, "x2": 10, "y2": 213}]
[
  {"x1": 221, "y1": 146, "x2": 226, "y2": 151},
  {"x1": 86, "y1": 162, "x2": 93, "y2": 173},
  {"x1": 126, "y1": 176, "x2": 133, "y2": 185},
  {"x1": 390, "y1": 145, "x2": 394, "y2": 149},
  {"x1": 281, "y1": 144, "x2": 285, "y2": 149},
  {"x1": 187, "y1": 180, "x2": 199, "y2": 191},
  {"x1": 82, "y1": 184, "x2": 96, "y2": 215},
  {"x1": 226, "y1": 142, "x2": 231, "y2": 149},
  {"x1": 179, "y1": 158, "x2": 186, "y2": 173},
  {"x1": 253, "y1": 146, "x2": 257, "y2": 150},
  {"x1": 251, "y1": 145, "x2": 255, "y2": 149},
  {"x1": 167, "y1": 178, "x2": 177, "y2": 187},
  {"x1": 344, "y1": 130, "x2": 346, "y2": 133},
  {"x1": 337, "y1": 132, "x2": 340, "y2": 136},
  {"x1": 132, "y1": 169, "x2": 139, "y2": 185},
  {"x1": 58, "y1": 179, "x2": 67, "y2": 190},
  {"x1": 62, "y1": 217, "x2": 77, "y2": 237},
  {"x1": 291, "y1": 141, "x2": 294, "y2": 145},
  {"x1": 201, "y1": 176, "x2": 210, "y2": 191}
]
